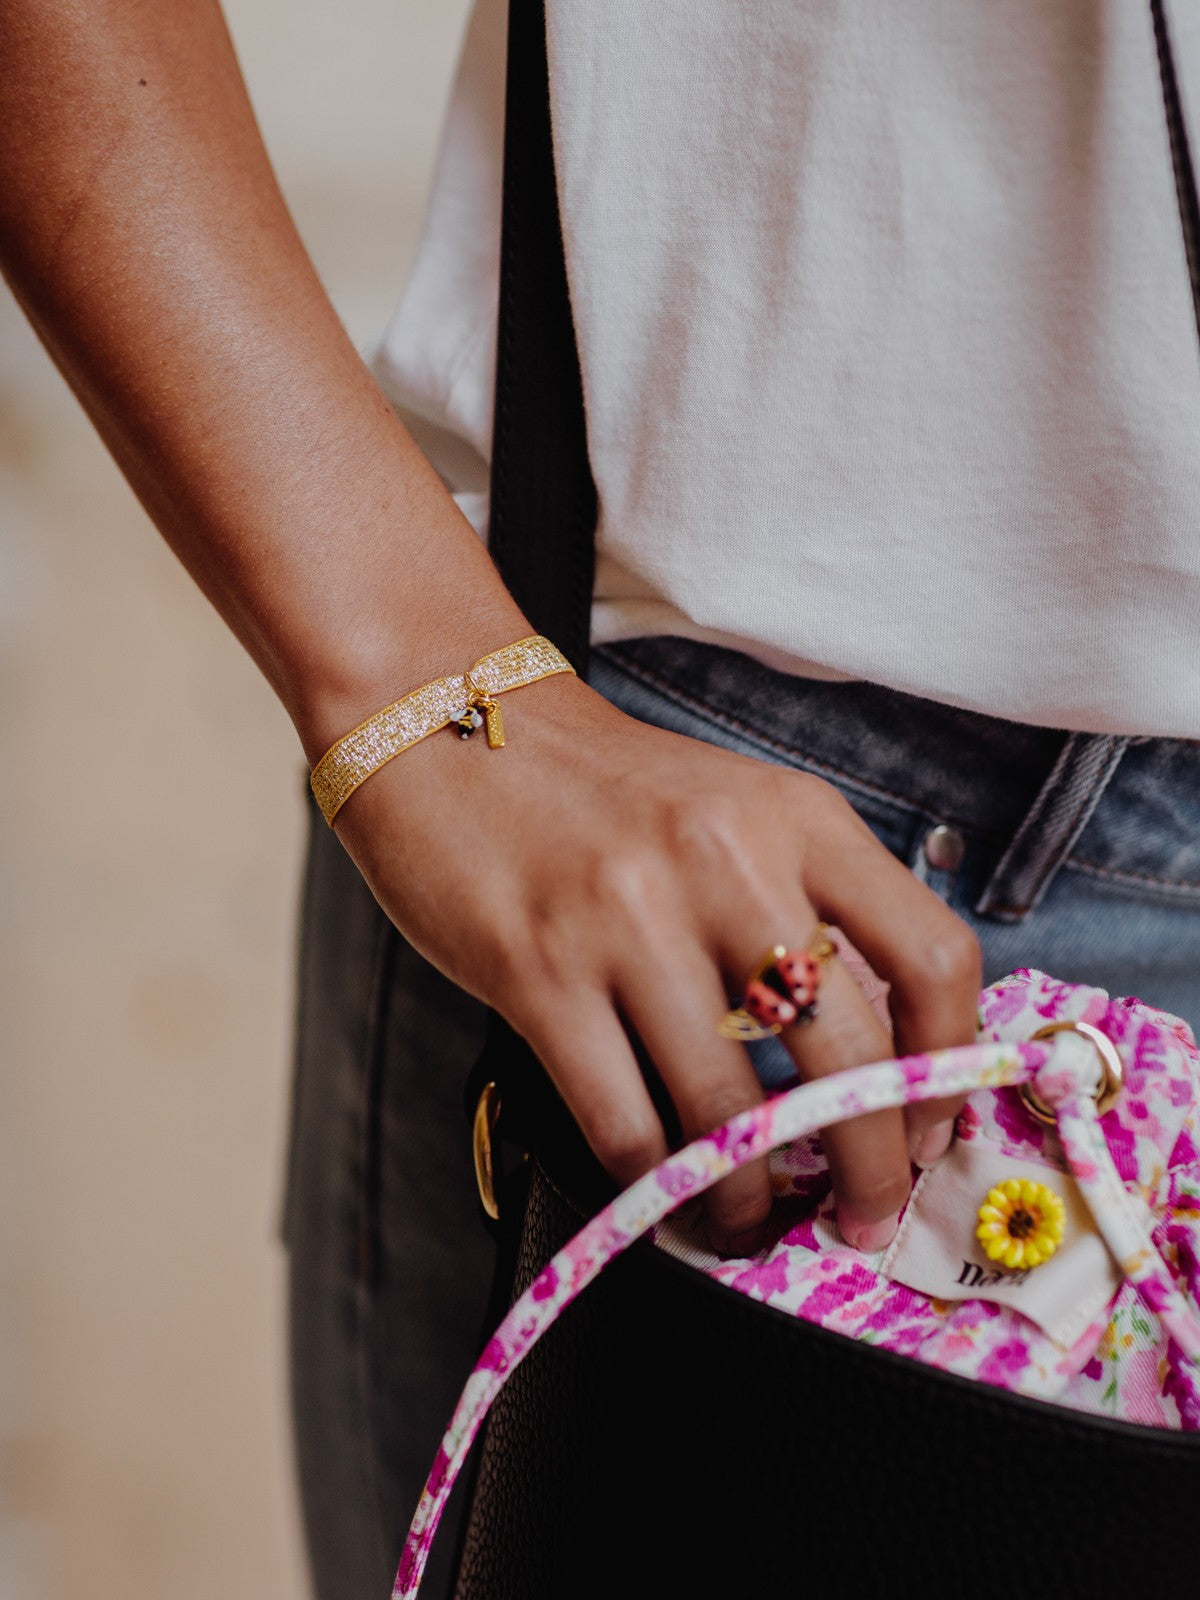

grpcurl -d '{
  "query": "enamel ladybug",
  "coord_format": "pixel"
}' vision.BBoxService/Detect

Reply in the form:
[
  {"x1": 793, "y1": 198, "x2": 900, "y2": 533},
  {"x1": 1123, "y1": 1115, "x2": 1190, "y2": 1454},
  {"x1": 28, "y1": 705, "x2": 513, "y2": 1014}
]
[
  {"x1": 743, "y1": 979, "x2": 799, "y2": 1030},
  {"x1": 777, "y1": 950, "x2": 821, "y2": 1009}
]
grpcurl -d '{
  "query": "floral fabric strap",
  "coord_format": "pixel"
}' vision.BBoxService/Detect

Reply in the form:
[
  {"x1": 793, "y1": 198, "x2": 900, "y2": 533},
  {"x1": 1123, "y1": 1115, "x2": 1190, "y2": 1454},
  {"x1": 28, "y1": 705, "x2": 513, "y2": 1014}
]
[
  {"x1": 309, "y1": 635, "x2": 574, "y2": 824},
  {"x1": 393, "y1": 1029, "x2": 1200, "y2": 1599}
]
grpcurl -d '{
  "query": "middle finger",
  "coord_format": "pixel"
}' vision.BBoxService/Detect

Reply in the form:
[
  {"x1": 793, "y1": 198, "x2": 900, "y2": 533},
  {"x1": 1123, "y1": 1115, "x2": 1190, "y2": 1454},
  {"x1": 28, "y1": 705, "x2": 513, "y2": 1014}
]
[{"x1": 614, "y1": 939, "x2": 772, "y2": 1258}]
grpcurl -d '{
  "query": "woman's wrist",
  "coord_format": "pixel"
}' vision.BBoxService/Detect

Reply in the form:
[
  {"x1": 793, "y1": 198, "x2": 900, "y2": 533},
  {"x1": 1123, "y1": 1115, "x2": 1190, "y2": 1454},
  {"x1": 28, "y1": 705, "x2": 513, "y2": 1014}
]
[
  {"x1": 288, "y1": 580, "x2": 535, "y2": 770},
  {"x1": 268, "y1": 468, "x2": 534, "y2": 767},
  {"x1": 322, "y1": 665, "x2": 608, "y2": 876},
  {"x1": 308, "y1": 633, "x2": 577, "y2": 824},
  {"x1": 0, "y1": 0, "x2": 541, "y2": 783}
]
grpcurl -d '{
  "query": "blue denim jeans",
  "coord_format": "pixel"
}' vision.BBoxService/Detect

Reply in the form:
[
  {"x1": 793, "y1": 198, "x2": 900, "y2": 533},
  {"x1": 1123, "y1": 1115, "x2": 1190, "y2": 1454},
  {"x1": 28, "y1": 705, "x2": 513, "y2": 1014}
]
[{"x1": 284, "y1": 635, "x2": 1200, "y2": 1600}]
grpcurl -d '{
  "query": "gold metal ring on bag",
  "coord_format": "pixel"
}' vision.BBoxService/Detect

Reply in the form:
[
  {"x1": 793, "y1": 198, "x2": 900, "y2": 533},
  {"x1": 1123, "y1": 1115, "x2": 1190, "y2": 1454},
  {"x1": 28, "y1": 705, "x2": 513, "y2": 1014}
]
[
  {"x1": 472, "y1": 1080, "x2": 502, "y2": 1220},
  {"x1": 1020, "y1": 1019, "x2": 1124, "y2": 1124}
]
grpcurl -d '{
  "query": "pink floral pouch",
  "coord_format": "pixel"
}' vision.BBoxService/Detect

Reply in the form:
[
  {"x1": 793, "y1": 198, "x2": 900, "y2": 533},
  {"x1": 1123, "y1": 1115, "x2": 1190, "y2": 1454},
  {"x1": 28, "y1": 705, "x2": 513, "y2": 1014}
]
[
  {"x1": 395, "y1": 970, "x2": 1200, "y2": 1597},
  {"x1": 657, "y1": 970, "x2": 1200, "y2": 1428}
]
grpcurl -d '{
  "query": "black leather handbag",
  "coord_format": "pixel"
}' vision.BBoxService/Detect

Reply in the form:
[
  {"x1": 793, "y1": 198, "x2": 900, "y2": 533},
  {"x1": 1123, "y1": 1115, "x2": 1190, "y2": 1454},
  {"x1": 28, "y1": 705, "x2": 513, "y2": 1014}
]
[{"x1": 449, "y1": 4, "x2": 1200, "y2": 1596}]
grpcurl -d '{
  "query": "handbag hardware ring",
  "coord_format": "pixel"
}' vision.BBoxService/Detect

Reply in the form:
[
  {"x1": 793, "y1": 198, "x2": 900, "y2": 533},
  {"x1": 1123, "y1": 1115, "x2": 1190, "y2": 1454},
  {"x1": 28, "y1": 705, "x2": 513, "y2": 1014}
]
[
  {"x1": 1020, "y1": 1019, "x2": 1124, "y2": 1124},
  {"x1": 472, "y1": 1081, "x2": 503, "y2": 1221}
]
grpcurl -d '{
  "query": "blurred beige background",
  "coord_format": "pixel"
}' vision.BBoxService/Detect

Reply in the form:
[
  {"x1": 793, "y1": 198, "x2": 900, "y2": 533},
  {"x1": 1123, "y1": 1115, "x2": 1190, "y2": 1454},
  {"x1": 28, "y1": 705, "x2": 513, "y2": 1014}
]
[{"x1": 0, "y1": 2, "x2": 471, "y2": 1594}]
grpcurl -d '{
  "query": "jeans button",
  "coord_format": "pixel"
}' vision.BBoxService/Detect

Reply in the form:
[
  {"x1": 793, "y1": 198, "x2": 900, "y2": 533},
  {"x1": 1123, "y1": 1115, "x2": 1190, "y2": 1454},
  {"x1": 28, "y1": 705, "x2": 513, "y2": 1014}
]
[{"x1": 923, "y1": 823, "x2": 965, "y2": 872}]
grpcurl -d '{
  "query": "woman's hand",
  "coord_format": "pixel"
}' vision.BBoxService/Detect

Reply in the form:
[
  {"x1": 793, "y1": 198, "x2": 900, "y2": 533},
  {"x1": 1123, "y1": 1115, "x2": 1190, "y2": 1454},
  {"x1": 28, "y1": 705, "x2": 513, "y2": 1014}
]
[
  {"x1": 331, "y1": 671, "x2": 982, "y2": 1256},
  {"x1": 0, "y1": 1, "x2": 979, "y2": 1253}
]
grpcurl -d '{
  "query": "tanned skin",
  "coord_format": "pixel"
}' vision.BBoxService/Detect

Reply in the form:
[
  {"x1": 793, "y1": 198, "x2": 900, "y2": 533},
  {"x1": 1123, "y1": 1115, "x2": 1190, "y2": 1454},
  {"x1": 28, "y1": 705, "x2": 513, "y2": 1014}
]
[{"x1": 0, "y1": 1, "x2": 980, "y2": 1254}]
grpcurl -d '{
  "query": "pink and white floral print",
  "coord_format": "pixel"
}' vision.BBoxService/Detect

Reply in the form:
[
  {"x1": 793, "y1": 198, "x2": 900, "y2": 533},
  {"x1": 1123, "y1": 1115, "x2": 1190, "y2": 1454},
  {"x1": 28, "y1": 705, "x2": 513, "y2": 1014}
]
[{"x1": 394, "y1": 972, "x2": 1200, "y2": 1599}]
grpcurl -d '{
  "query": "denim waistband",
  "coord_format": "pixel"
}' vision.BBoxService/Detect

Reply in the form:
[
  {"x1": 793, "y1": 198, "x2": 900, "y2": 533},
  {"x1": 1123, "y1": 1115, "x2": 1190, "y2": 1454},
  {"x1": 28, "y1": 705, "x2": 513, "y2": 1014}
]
[{"x1": 593, "y1": 636, "x2": 1200, "y2": 922}]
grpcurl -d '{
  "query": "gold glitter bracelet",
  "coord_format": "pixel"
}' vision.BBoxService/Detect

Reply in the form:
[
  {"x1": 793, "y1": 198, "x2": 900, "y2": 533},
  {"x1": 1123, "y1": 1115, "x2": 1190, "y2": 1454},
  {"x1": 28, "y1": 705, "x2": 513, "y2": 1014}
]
[{"x1": 309, "y1": 634, "x2": 575, "y2": 825}]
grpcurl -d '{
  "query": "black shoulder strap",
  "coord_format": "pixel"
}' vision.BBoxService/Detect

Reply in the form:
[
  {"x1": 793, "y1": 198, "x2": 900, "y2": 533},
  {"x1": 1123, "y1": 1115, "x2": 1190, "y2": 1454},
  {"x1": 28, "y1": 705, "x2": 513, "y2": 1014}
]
[
  {"x1": 487, "y1": 0, "x2": 597, "y2": 674},
  {"x1": 1152, "y1": 0, "x2": 1200, "y2": 352},
  {"x1": 466, "y1": 0, "x2": 605, "y2": 1207}
]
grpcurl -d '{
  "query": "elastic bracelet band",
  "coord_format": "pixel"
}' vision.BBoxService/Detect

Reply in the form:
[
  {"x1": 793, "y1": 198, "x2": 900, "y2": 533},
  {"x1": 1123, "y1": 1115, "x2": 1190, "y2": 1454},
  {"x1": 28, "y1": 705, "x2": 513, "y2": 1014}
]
[{"x1": 309, "y1": 634, "x2": 575, "y2": 825}]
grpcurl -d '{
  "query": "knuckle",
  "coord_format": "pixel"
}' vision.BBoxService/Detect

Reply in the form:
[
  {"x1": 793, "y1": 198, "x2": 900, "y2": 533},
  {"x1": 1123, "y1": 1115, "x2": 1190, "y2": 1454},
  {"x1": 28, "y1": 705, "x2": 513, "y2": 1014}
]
[
  {"x1": 491, "y1": 918, "x2": 578, "y2": 1005},
  {"x1": 705, "y1": 1185, "x2": 770, "y2": 1243},
  {"x1": 590, "y1": 847, "x2": 667, "y2": 919},
  {"x1": 587, "y1": 1107, "x2": 663, "y2": 1182},
  {"x1": 782, "y1": 768, "x2": 846, "y2": 820},
  {"x1": 923, "y1": 919, "x2": 983, "y2": 988},
  {"x1": 844, "y1": 1168, "x2": 912, "y2": 1219},
  {"x1": 684, "y1": 1081, "x2": 759, "y2": 1140},
  {"x1": 507, "y1": 894, "x2": 601, "y2": 993},
  {"x1": 774, "y1": 770, "x2": 859, "y2": 864},
  {"x1": 659, "y1": 790, "x2": 789, "y2": 906},
  {"x1": 805, "y1": 1002, "x2": 882, "y2": 1064},
  {"x1": 663, "y1": 790, "x2": 745, "y2": 859},
  {"x1": 522, "y1": 908, "x2": 581, "y2": 990}
]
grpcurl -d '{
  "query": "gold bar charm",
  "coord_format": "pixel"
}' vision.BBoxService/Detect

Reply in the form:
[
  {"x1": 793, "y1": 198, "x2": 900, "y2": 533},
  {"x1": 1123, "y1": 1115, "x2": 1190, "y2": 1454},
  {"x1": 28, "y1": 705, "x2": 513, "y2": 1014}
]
[{"x1": 483, "y1": 698, "x2": 505, "y2": 748}]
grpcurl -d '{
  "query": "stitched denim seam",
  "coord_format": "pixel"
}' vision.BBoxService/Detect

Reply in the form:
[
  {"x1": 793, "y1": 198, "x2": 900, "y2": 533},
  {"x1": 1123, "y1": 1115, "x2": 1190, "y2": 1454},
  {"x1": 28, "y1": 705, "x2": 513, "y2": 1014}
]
[
  {"x1": 1065, "y1": 856, "x2": 1200, "y2": 897},
  {"x1": 978, "y1": 735, "x2": 1123, "y2": 917},
  {"x1": 600, "y1": 647, "x2": 1009, "y2": 838}
]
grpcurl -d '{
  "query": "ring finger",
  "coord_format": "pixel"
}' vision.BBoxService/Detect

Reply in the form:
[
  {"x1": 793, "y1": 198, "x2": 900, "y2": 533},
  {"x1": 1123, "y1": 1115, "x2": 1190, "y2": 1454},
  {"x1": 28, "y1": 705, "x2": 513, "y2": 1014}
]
[{"x1": 717, "y1": 916, "x2": 912, "y2": 1251}]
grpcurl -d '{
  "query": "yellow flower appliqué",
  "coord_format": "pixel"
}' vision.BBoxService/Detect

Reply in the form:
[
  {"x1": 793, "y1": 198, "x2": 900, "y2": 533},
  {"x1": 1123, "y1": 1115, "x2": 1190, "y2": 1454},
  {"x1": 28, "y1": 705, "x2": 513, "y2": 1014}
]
[{"x1": 976, "y1": 1178, "x2": 1066, "y2": 1270}]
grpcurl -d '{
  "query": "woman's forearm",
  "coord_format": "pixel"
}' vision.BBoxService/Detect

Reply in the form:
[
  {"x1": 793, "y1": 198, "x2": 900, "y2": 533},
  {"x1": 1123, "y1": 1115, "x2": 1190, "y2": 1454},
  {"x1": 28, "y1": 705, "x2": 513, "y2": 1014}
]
[
  {"x1": 0, "y1": 0, "x2": 527, "y2": 760},
  {"x1": 0, "y1": 3, "x2": 986, "y2": 1256}
]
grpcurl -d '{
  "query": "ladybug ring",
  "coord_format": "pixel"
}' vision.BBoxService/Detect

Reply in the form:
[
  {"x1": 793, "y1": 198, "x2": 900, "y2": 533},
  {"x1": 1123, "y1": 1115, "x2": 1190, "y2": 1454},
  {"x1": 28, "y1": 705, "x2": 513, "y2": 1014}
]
[{"x1": 717, "y1": 926, "x2": 838, "y2": 1041}]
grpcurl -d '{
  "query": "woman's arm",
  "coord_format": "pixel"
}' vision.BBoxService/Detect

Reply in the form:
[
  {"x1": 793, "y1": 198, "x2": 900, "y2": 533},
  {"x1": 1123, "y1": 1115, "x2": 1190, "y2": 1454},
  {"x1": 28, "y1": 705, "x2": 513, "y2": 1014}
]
[
  {"x1": 0, "y1": 0, "x2": 526, "y2": 752},
  {"x1": 0, "y1": 0, "x2": 982, "y2": 1255}
]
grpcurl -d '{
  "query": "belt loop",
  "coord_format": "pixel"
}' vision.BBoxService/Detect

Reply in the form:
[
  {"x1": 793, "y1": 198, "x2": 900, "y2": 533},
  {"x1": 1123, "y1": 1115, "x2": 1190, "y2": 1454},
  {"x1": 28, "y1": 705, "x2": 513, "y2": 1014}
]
[{"x1": 974, "y1": 733, "x2": 1130, "y2": 924}]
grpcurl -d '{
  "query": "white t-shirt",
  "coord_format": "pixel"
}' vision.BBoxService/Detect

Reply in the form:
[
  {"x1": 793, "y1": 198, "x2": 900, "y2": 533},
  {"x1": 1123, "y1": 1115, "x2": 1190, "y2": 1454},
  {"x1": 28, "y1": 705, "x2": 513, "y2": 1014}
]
[{"x1": 375, "y1": 0, "x2": 1200, "y2": 738}]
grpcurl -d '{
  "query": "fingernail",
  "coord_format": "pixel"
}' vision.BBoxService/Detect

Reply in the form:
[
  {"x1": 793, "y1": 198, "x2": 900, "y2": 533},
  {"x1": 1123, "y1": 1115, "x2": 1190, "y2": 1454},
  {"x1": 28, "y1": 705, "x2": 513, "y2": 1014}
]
[
  {"x1": 841, "y1": 1212, "x2": 899, "y2": 1254},
  {"x1": 718, "y1": 1226, "x2": 767, "y2": 1259},
  {"x1": 912, "y1": 1118, "x2": 955, "y2": 1169}
]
